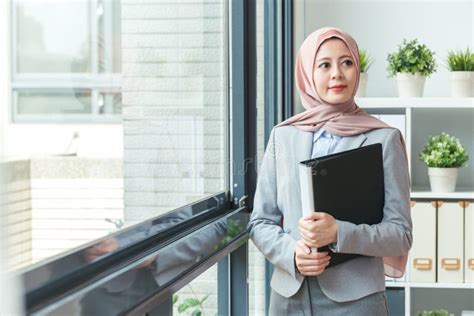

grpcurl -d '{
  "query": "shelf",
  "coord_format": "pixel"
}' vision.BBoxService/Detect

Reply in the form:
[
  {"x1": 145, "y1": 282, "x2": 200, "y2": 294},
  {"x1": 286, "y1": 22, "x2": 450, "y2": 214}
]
[
  {"x1": 385, "y1": 282, "x2": 474, "y2": 289},
  {"x1": 356, "y1": 97, "x2": 474, "y2": 109},
  {"x1": 385, "y1": 282, "x2": 407, "y2": 288},
  {"x1": 410, "y1": 187, "x2": 474, "y2": 200},
  {"x1": 409, "y1": 283, "x2": 474, "y2": 289}
]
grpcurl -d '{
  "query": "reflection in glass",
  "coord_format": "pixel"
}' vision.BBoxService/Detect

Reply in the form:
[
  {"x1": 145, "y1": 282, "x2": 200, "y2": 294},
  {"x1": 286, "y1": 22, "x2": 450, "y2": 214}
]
[
  {"x1": 22, "y1": 209, "x2": 247, "y2": 315},
  {"x1": 98, "y1": 92, "x2": 122, "y2": 114},
  {"x1": 17, "y1": 90, "x2": 92, "y2": 114},
  {"x1": 16, "y1": 0, "x2": 91, "y2": 73},
  {"x1": 5, "y1": 0, "x2": 125, "y2": 275}
]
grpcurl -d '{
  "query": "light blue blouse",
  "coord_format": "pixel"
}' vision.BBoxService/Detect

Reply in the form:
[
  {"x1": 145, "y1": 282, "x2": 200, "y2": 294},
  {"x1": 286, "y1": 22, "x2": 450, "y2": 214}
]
[{"x1": 311, "y1": 128, "x2": 342, "y2": 159}]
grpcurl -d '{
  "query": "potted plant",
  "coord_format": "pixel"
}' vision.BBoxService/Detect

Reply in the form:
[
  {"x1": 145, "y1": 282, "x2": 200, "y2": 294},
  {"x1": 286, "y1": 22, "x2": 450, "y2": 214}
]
[
  {"x1": 356, "y1": 50, "x2": 374, "y2": 97},
  {"x1": 445, "y1": 47, "x2": 474, "y2": 97},
  {"x1": 419, "y1": 133, "x2": 469, "y2": 192},
  {"x1": 387, "y1": 39, "x2": 437, "y2": 97}
]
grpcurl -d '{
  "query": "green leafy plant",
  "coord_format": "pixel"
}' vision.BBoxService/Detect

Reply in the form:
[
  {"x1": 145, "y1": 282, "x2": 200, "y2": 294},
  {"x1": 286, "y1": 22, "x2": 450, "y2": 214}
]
[
  {"x1": 417, "y1": 309, "x2": 449, "y2": 316},
  {"x1": 419, "y1": 133, "x2": 469, "y2": 168},
  {"x1": 446, "y1": 47, "x2": 474, "y2": 71},
  {"x1": 359, "y1": 50, "x2": 374, "y2": 73},
  {"x1": 173, "y1": 285, "x2": 209, "y2": 316},
  {"x1": 214, "y1": 218, "x2": 244, "y2": 250},
  {"x1": 387, "y1": 39, "x2": 437, "y2": 77}
]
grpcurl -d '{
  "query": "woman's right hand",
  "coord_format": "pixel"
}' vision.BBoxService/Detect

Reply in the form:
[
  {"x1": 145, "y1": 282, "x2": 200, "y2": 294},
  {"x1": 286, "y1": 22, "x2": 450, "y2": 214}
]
[{"x1": 294, "y1": 240, "x2": 331, "y2": 276}]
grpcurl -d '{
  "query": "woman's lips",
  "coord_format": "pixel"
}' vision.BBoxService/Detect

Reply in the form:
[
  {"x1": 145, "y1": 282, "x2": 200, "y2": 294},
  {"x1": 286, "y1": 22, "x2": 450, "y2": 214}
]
[{"x1": 329, "y1": 86, "x2": 346, "y2": 92}]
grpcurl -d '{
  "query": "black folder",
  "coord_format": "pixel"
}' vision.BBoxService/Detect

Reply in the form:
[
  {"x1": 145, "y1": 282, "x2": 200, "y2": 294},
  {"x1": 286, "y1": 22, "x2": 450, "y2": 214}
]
[{"x1": 298, "y1": 143, "x2": 385, "y2": 268}]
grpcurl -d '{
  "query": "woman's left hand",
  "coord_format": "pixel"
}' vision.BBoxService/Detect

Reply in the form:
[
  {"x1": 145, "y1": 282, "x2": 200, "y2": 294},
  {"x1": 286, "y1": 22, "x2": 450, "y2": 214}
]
[{"x1": 298, "y1": 212, "x2": 338, "y2": 248}]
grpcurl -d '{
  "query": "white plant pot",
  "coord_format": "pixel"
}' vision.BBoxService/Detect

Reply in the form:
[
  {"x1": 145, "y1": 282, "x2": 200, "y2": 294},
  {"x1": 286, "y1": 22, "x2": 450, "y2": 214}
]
[
  {"x1": 396, "y1": 73, "x2": 426, "y2": 97},
  {"x1": 449, "y1": 71, "x2": 474, "y2": 97},
  {"x1": 356, "y1": 72, "x2": 368, "y2": 97},
  {"x1": 428, "y1": 167, "x2": 459, "y2": 193}
]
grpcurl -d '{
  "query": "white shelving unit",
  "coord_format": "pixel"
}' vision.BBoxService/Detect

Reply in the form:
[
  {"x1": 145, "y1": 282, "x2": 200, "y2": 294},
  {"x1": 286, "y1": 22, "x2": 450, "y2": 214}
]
[
  {"x1": 357, "y1": 97, "x2": 474, "y2": 316},
  {"x1": 356, "y1": 97, "x2": 474, "y2": 109}
]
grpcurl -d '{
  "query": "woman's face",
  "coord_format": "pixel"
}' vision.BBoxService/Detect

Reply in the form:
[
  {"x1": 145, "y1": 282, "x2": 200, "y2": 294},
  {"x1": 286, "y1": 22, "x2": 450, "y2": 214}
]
[{"x1": 313, "y1": 38, "x2": 357, "y2": 104}]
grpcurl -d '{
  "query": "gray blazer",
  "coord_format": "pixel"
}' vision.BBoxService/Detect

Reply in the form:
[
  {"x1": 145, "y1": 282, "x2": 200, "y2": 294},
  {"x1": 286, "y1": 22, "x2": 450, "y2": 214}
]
[{"x1": 247, "y1": 126, "x2": 412, "y2": 302}]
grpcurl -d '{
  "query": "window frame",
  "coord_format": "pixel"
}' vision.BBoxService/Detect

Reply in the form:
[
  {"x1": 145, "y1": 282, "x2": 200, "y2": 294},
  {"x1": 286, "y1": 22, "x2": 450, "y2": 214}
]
[
  {"x1": 10, "y1": 0, "x2": 122, "y2": 123},
  {"x1": 13, "y1": 0, "x2": 286, "y2": 314}
]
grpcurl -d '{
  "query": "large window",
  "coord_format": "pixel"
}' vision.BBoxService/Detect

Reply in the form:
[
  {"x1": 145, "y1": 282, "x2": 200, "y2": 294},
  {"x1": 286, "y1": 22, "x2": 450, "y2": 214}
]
[
  {"x1": 3, "y1": 0, "x2": 229, "y2": 272},
  {"x1": 2, "y1": 0, "x2": 268, "y2": 314},
  {"x1": 12, "y1": 0, "x2": 122, "y2": 121}
]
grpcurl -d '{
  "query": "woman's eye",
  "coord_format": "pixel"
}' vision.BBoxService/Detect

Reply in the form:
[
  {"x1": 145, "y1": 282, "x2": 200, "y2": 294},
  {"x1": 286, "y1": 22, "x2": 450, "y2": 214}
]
[
  {"x1": 319, "y1": 63, "x2": 329, "y2": 68},
  {"x1": 343, "y1": 60, "x2": 353, "y2": 66}
]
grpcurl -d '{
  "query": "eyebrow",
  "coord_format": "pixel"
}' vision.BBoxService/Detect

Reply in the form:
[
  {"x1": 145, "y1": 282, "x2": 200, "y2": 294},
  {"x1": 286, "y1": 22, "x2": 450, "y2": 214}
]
[{"x1": 316, "y1": 55, "x2": 353, "y2": 62}]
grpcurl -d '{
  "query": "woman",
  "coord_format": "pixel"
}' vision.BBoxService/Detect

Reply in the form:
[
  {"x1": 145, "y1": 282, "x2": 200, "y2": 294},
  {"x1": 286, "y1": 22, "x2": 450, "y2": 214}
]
[{"x1": 247, "y1": 27, "x2": 413, "y2": 315}]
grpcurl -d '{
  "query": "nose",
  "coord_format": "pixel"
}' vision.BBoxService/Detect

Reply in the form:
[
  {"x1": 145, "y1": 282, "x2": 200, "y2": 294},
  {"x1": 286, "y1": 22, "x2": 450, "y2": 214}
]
[{"x1": 331, "y1": 65, "x2": 343, "y2": 79}]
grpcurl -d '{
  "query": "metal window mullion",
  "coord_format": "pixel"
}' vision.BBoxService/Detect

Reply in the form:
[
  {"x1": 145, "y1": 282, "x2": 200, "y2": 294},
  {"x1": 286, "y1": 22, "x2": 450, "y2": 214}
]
[
  {"x1": 263, "y1": 1, "x2": 281, "y2": 313},
  {"x1": 102, "y1": 0, "x2": 113, "y2": 73},
  {"x1": 11, "y1": 74, "x2": 122, "y2": 90},
  {"x1": 100, "y1": 0, "x2": 115, "y2": 115},
  {"x1": 282, "y1": 0, "x2": 293, "y2": 120},
  {"x1": 223, "y1": 1, "x2": 258, "y2": 316},
  {"x1": 12, "y1": 90, "x2": 19, "y2": 122},
  {"x1": 14, "y1": 114, "x2": 122, "y2": 124},
  {"x1": 91, "y1": 89, "x2": 99, "y2": 115},
  {"x1": 11, "y1": 0, "x2": 18, "y2": 79},
  {"x1": 264, "y1": 0, "x2": 279, "y2": 145},
  {"x1": 10, "y1": 0, "x2": 19, "y2": 122},
  {"x1": 218, "y1": 0, "x2": 232, "y2": 314},
  {"x1": 90, "y1": 0, "x2": 99, "y2": 115},
  {"x1": 90, "y1": 0, "x2": 99, "y2": 75}
]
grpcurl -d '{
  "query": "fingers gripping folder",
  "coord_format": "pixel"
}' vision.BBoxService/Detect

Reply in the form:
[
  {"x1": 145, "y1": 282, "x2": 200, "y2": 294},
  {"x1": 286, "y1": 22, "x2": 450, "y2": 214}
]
[{"x1": 299, "y1": 143, "x2": 385, "y2": 268}]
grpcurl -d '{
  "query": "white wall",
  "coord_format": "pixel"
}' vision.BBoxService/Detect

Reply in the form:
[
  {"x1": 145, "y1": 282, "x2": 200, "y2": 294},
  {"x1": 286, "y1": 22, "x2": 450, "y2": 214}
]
[{"x1": 5, "y1": 124, "x2": 123, "y2": 158}]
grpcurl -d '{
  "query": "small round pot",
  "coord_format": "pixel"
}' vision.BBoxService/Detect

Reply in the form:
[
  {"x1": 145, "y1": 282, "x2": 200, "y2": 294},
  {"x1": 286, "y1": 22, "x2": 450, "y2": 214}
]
[
  {"x1": 356, "y1": 72, "x2": 369, "y2": 97},
  {"x1": 428, "y1": 167, "x2": 459, "y2": 193},
  {"x1": 449, "y1": 71, "x2": 474, "y2": 97},
  {"x1": 396, "y1": 73, "x2": 426, "y2": 97}
]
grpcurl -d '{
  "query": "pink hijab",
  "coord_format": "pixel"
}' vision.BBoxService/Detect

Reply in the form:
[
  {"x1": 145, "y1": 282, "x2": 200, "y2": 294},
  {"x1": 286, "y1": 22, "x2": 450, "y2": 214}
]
[{"x1": 277, "y1": 27, "x2": 409, "y2": 278}]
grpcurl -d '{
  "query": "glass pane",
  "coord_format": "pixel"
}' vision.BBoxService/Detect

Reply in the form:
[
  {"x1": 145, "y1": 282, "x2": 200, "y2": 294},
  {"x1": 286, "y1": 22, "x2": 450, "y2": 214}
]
[
  {"x1": 122, "y1": 0, "x2": 229, "y2": 224},
  {"x1": 98, "y1": 0, "x2": 122, "y2": 73},
  {"x1": 17, "y1": 90, "x2": 92, "y2": 114},
  {"x1": 3, "y1": 0, "x2": 228, "y2": 273},
  {"x1": 16, "y1": 0, "x2": 91, "y2": 73}
]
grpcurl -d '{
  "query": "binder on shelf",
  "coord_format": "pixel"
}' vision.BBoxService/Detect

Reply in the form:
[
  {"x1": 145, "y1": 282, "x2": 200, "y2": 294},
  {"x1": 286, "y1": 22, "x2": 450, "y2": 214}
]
[
  {"x1": 299, "y1": 143, "x2": 384, "y2": 269},
  {"x1": 438, "y1": 202, "x2": 464, "y2": 283},
  {"x1": 464, "y1": 202, "x2": 473, "y2": 283},
  {"x1": 409, "y1": 201, "x2": 436, "y2": 283}
]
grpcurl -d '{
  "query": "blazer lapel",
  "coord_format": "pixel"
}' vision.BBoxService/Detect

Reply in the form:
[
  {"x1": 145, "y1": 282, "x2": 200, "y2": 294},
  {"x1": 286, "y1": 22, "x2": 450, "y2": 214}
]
[
  {"x1": 294, "y1": 129, "x2": 314, "y2": 166},
  {"x1": 332, "y1": 132, "x2": 368, "y2": 154}
]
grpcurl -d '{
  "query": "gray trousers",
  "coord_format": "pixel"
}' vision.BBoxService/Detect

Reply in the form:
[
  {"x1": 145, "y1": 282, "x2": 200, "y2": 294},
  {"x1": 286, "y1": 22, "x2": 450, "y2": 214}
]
[{"x1": 269, "y1": 276, "x2": 389, "y2": 316}]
